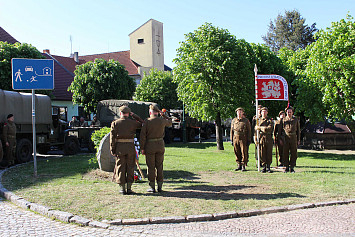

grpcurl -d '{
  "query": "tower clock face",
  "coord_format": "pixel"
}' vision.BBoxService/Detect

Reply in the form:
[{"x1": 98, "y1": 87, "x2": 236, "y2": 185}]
[{"x1": 156, "y1": 34, "x2": 161, "y2": 54}]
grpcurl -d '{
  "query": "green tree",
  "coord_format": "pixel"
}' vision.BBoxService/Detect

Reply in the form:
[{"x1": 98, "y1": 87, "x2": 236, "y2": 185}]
[
  {"x1": 0, "y1": 42, "x2": 45, "y2": 90},
  {"x1": 293, "y1": 15, "x2": 355, "y2": 122},
  {"x1": 263, "y1": 10, "x2": 318, "y2": 52},
  {"x1": 134, "y1": 68, "x2": 181, "y2": 109},
  {"x1": 68, "y1": 58, "x2": 135, "y2": 113},
  {"x1": 173, "y1": 23, "x2": 253, "y2": 150}
]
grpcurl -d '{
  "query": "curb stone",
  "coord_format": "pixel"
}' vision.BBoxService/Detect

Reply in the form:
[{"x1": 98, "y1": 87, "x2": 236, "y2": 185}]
[
  {"x1": 48, "y1": 210, "x2": 74, "y2": 223},
  {"x1": 0, "y1": 164, "x2": 354, "y2": 227},
  {"x1": 287, "y1": 203, "x2": 315, "y2": 211},
  {"x1": 213, "y1": 211, "x2": 238, "y2": 220},
  {"x1": 186, "y1": 214, "x2": 213, "y2": 222},
  {"x1": 29, "y1": 203, "x2": 52, "y2": 216},
  {"x1": 150, "y1": 216, "x2": 186, "y2": 224},
  {"x1": 70, "y1": 215, "x2": 91, "y2": 226},
  {"x1": 121, "y1": 218, "x2": 150, "y2": 225},
  {"x1": 88, "y1": 220, "x2": 110, "y2": 229}
]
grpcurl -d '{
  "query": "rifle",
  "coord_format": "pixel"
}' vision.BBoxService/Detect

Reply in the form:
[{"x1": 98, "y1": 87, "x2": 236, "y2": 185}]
[{"x1": 135, "y1": 159, "x2": 145, "y2": 179}]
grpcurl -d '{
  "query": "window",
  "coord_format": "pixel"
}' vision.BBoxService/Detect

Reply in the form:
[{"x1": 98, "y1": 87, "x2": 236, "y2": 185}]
[{"x1": 138, "y1": 38, "x2": 144, "y2": 44}]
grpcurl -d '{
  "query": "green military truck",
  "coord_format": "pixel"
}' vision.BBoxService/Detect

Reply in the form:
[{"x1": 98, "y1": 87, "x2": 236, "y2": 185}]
[
  {"x1": 96, "y1": 100, "x2": 158, "y2": 127},
  {"x1": 0, "y1": 89, "x2": 94, "y2": 163}
]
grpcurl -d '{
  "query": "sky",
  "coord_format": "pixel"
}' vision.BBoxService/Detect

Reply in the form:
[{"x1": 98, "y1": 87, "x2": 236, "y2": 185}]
[{"x1": 1, "y1": 0, "x2": 354, "y2": 68}]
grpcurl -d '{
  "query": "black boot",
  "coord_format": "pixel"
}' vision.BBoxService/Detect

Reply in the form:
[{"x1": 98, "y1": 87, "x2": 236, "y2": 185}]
[
  {"x1": 147, "y1": 182, "x2": 156, "y2": 193},
  {"x1": 235, "y1": 164, "x2": 242, "y2": 171},
  {"x1": 290, "y1": 167, "x2": 295, "y2": 173},
  {"x1": 157, "y1": 182, "x2": 163, "y2": 192},
  {"x1": 241, "y1": 165, "x2": 246, "y2": 172},
  {"x1": 267, "y1": 164, "x2": 273, "y2": 173},
  {"x1": 261, "y1": 165, "x2": 267, "y2": 173},
  {"x1": 284, "y1": 166, "x2": 290, "y2": 173}
]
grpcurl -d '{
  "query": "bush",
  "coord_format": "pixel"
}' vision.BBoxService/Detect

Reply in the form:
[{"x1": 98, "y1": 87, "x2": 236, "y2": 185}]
[{"x1": 90, "y1": 127, "x2": 111, "y2": 164}]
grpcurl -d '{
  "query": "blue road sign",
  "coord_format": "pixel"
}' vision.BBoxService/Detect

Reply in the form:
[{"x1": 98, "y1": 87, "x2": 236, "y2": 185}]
[{"x1": 12, "y1": 58, "x2": 54, "y2": 90}]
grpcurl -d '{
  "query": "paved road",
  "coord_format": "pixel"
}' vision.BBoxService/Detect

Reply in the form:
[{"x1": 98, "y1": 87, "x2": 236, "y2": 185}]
[{"x1": 0, "y1": 198, "x2": 354, "y2": 237}]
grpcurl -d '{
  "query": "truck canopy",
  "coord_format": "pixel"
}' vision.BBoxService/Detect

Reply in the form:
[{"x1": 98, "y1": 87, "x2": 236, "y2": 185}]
[
  {"x1": 0, "y1": 89, "x2": 52, "y2": 125},
  {"x1": 97, "y1": 100, "x2": 158, "y2": 126}
]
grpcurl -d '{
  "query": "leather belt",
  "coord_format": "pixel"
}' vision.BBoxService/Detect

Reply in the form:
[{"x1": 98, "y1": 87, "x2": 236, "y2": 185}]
[
  {"x1": 115, "y1": 139, "x2": 134, "y2": 143},
  {"x1": 148, "y1": 138, "x2": 163, "y2": 142},
  {"x1": 285, "y1": 132, "x2": 296, "y2": 136}
]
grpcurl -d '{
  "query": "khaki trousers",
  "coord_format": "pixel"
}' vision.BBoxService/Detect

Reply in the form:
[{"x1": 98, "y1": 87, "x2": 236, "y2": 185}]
[
  {"x1": 114, "y1": 143, "x2": 136, "y2": 185},
  {"x1": 233, "y1": 135, "x2": 248, "y2": 165},
  {"x1": 283, "y1": 135, "x2": 298, "y2": 167},
  {"x1": 145, "y1": 140, "x2": 165, "y2": 183},
  {"x1": 260, "y1": 135, "x2": 273, "y2": 166}
]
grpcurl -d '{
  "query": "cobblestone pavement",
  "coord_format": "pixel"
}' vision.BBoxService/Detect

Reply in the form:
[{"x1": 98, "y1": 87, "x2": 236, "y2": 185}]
[{"x1": 0, "y1": 198, "x2": 354, "y2": 237}]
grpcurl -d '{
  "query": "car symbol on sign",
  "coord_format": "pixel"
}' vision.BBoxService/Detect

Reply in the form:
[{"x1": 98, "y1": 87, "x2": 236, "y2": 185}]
[{"x1": 25, "y1": 66, "x2": 33, "y2": 72}]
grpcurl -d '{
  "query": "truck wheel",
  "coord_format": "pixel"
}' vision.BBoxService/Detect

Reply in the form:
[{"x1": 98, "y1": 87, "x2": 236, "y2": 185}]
[
  {"x1": 64, "y1": 136, "x2": 80, "y2": 155},
  {"x1": 188, "y1": 129, "x2": 196, "y2": 142},
  {"x1": 16, "y1": 139, "x2": 33, "y2": 163}
]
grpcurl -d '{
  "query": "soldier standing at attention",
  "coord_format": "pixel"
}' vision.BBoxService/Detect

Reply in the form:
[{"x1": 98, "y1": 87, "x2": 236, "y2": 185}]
[
  {"x1": 279, "y1": 106, "x2": 300, "y2": 173},
  {"x1": 2, "y1": 114, "x2": 16, "y2": 167},
  {"x1": 140, "y1": 105, "x2": 172, "y2": 193},
  {"x1": 255, "y1": 107, "x2": 274, "y2": 173},
  {"x1": 274, "y1": 111, "x2": 286, "y2": 167},
  {"x1": 110, "y1": 106, "x2": 143, "y2": 194},
  {"x1": 230, "y1": 107, "x2": 251, "y2": 171}
]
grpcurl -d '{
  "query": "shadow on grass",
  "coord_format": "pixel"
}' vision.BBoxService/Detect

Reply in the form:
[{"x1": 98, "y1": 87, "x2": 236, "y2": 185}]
[
  {"x1": 299, "y1": 152, "x2": 355, "y2": 161},
  {"x1": 152, "y1": 184, "x2": 305, "y2": 201},
  {"x1": 166, "y1": 142, "x2": 216, "y2": 149}
]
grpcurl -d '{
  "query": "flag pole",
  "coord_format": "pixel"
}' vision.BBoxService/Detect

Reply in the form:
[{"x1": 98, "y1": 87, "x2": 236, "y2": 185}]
[{"x1": 254, "y1": 64, "x2": 260, "y2": 172}]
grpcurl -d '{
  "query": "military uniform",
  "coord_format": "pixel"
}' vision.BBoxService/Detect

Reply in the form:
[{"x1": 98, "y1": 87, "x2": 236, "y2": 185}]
[
  {"x1": 140, "y1": 105, "x2": 172, "y2": 192},
  {"x1": 230, "y1": 110, "x2": 251, "y2": 170},
  {"x1": 0, "y1": 140, "x2": 3, "y2": 165},
  {"x1": 3, "y1": 120, "x2": 16, "y2": 166},
  {"x1": 255, "y1": 109, "x2": 273, "y2": 173},
  {"x1": 274, "y1": 115, "x2": 285, "y2": 166},
  {"x1": 280, "y1": 113, "x2": 300, "y2": 172},
  {"x1": 110, "y1": 106, "x2": 142, "y2": 194}
]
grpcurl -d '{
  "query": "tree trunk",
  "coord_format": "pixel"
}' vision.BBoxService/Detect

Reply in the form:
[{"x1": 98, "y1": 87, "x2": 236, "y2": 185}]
[{"x1": 215, "y1": 111, "x2": 224, "y2": 150}]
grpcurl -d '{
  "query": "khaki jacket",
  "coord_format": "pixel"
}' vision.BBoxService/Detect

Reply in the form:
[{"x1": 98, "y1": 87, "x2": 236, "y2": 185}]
[{"x1": 140, "y1": 115, "x2": 172, "y2": 150}]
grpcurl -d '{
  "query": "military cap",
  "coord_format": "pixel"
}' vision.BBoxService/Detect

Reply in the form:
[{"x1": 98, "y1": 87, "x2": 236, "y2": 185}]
[
  {"x1": 258, "y1": 105, "x2": 263, "y2": 109},
  {"x1": 285, "y1": 106, "x2": 294, "y2": 112},
  {"x1": 235, "y1": 107, "x2": 244, "y2": 112},
  {"x1": 278, "y1": 110, "x2": 286, "y2": 116},
  {"x1": 261, "y1": 107, "x2": 268, "y2": 111},
  {"x1": 7, "y1": 114, "x2": 14, "y2": 119},
  {"x1": 119, "y1": 105, "x2": 131, "y2": 114},
  {"x1": 149, "y1": 104, "x2": 160, "y2": 113}
]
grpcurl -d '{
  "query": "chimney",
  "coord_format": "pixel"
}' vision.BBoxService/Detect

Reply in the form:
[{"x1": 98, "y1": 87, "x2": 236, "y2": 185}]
[
  {"x1": 43, "y1": 49, "x2": 50, "y2": 54},
  {"x1": 73, "y1": 52, "x2": 79, "y2": 63}
]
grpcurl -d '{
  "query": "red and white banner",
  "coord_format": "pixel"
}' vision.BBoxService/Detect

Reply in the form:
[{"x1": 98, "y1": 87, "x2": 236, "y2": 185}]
[{"x1": 256, "y1": 74, "x2": 288, "y2": 101}]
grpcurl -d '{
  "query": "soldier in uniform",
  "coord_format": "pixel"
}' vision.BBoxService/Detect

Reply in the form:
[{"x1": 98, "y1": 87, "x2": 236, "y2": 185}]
[
  {"x1": 140, "y1": 105, "x2": 172, "y2": 193},
  {"x1": 230, "y1": 107, "x2": 251, "y2": 171},
  {"x1": 90, "y1": 115, "x2": 101, "y2": 127},
  {"x1": 255, "y1": 107, "x2": 274, "y2": 173},
  {"x1": 79, "y1": 117, "x2": 89, "y2": 127},
  {"x1": 274, "y1": 111, "x2": 286, "y2": 166},
  {"x1": 279, "y1": 106, "x2": 300, "y2": 173},
  {"x1": 2, "y1": 114, "x2": 17, "y2": 167},
  {"x1": 69, "y1": 116, "x2": 79, "y2": 128},
  {"x1": 110, "y1": 106, "x2": 143, "y2": 194},
  {"x1": 252, "y1": 105, "x2": 263, "y2": 166}
]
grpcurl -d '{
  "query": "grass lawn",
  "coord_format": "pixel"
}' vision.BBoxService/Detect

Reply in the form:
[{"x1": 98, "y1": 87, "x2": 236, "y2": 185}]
[{"x1": 1, "y1": 142, "x2": 354, "y2": 220}]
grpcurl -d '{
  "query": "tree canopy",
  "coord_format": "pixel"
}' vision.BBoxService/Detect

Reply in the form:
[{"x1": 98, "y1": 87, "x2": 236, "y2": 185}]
[
  {"x1": 262, "y1": 10, "x2": 318, "y2": 52},
  {"x1": 68, "y1": 58, "x2": 135, "y2": 113},
  {"x1": 173, "y1": 23, "x2": 253, "y2": 150},
  {"x1": 134, "y1": 68, "x2": 180, "y2": 110},
  {"x1": 289, "y1": 15, "x2": 355, "y2": 122},
  {"x1": 0, "y1": 42, "x2": 44, "y2": 91}
]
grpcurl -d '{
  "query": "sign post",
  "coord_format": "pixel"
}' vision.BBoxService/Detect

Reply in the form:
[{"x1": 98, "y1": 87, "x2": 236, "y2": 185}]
[
  {"x1": 12, "y1": 58, "x2": 54, "y2": 178},
  {"x1": 254, "y1": 66, "x2": 288, "y2": 172}
]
